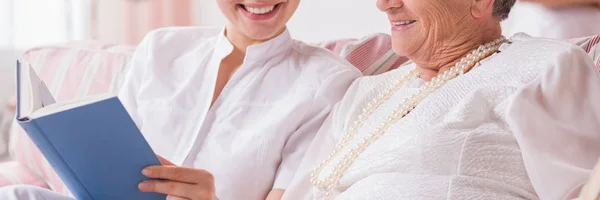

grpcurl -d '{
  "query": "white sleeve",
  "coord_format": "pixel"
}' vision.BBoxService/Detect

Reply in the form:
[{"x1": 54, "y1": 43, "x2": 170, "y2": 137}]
[
  {"x1": 281, "y1": 99, "x2": 350, "y2": 199},
  {"x1": 117, "y1": 32, "x2": 154, "y2": 129},
  {"x1": 272, "y1": 68, "x2": 360, "y2": 190},
  {"x1": 506, "y1": 46, "x2": 600, "y2": 200}
]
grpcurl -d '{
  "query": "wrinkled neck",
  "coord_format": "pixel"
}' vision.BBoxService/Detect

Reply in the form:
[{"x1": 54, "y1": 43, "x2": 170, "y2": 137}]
[{"x1": 415, "y1": 25, "x2": 502, "y2": 82}]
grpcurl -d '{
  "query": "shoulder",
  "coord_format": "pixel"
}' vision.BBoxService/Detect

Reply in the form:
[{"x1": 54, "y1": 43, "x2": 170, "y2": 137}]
[
  {"x1": 140, "y1": 26, "x2": 222, "y2": 57},
  {"x1": 127, "y1": 27, "x2": 223, "y2": 84},
  {"x1": 144, "y1": 26, "x2": 222, "y2": 43},
  {"x1": 508, "y1": 33, "x2": 586, "y2": 59},
  {"x1": 511, "y1": 33, "x2": 596, "y2": 86},
  {"x1": 289, "y1": 41, "x2": 362, "y2": 81},
  {"x1": 497, "y1": 33, "x2": 591, "y2": 79},
  {"x1": 338, "y1": 64, "x2": 414, "y2": 108},
  {"x1": 354, "y1": 64, "x2": 413, "y2": 96}
]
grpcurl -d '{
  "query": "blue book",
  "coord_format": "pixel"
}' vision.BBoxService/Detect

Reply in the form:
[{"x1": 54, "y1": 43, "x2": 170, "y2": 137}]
[{"x1": 15, "y1": 60, "x2": 166, "y2": 200}]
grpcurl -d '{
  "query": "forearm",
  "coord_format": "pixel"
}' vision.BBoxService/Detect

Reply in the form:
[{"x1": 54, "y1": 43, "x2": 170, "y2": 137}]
[{"x1": 265, "y1": 189, "x2": 285, "y2": 200}]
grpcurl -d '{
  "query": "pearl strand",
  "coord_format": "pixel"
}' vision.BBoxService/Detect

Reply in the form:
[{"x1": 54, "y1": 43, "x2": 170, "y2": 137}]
[{"x1": 311, "y1": 37, "x2": 508, "y2": 200}]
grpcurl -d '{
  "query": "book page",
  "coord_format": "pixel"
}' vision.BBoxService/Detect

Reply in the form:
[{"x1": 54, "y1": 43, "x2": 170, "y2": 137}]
[
  {"x1": 17, "y1": 60, "x2": 56, "y2": 120},
  {"x1": 30, "y1": 93, "x2": 114, "y2": 119}
]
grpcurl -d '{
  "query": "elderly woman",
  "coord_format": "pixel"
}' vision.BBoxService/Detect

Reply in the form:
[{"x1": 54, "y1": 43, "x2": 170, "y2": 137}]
[
  {"x1": 2, "y1": 0, "x2": 600, "y2": 199},
  {"x1": 281, "y1": 0, "x2": 600, "y2": 199}
]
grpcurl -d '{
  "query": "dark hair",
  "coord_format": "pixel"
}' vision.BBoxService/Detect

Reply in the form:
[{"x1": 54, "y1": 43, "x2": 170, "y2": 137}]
[{"x1": 493, "y1": 0, "x2": 517, "y2": 20}]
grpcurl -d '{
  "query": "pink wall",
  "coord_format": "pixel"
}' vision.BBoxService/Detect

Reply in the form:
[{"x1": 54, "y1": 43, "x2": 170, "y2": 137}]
[{"x1": 93, "y1": 0, "x2": 193, "y2": 45}]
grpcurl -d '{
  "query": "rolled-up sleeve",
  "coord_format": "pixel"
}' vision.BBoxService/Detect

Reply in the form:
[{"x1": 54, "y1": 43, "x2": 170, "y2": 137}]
[
  {"x1": 272, "y1": 68, "x2": 361, "y2": 189},
  {"x1": 506, "y1": 46, "x2": 600, "y2": 200}
]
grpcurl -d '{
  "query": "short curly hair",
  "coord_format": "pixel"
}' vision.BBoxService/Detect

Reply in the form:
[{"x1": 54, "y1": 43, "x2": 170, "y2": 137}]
[{"x1": 493, "y1": 0, "x2": 517, "y2": 20}]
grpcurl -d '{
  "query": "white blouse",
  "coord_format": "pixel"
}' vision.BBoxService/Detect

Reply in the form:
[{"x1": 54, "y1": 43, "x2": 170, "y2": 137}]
[
  {"x1": 118, "y1": 27, "x2": 361, "y2": 200},
  {"x1": 282, "y1": 33, "x2": 600, "y2": 200}
]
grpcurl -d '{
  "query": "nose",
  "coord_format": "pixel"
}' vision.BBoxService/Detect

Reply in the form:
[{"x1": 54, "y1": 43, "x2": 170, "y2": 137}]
[{"x1": 376, "y1": 0, "x2": 403, "y2": 12}]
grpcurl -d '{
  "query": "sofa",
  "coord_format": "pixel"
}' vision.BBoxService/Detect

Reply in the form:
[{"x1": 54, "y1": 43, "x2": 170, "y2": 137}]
[{"x1": 0, "y1": 33, "x2": 598, "y2": 198}]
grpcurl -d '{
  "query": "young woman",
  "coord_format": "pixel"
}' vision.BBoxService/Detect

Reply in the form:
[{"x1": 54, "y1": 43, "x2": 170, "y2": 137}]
[
  {"x1": 121, "y1": 0, "x2": 362, "y2": 199},
  {"x1": 0, "y1": 0, "x2": 361, "y2": 200}
]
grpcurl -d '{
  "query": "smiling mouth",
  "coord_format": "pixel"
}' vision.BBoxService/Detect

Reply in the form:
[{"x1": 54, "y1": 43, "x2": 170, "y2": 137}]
[
  {"x1": 238, "y1": 3, "x2": 282, "y2": 15},
  {"x1": 391, "y1": 20, "x2": 417, "y2": 26}
]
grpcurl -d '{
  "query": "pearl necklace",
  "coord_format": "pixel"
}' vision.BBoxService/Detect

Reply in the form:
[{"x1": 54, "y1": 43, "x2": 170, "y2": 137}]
[{"x1": 310, "y1": 37, "x2": 508, "y2": 199}]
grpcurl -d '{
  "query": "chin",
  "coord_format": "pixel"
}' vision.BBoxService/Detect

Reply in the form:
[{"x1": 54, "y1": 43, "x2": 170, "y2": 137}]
[
  {"x1": 391, "y1": 42, "x2": 411, "y2": 57},
  {"x1": 243, "y1": 27, "x2": 285, "y2": 40}
]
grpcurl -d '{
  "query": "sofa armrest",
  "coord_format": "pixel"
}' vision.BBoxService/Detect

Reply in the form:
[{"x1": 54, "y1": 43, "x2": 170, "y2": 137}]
[{"x1": 0, "y1": 161, "x2": 48, "y2": 189}]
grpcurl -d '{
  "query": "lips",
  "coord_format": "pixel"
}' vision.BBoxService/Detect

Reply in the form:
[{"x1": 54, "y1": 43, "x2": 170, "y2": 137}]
[
  {"x1": 238, "y1": 3, "x2": 282, "y2": 15},
  {"x1": 391, "y1": 20, "x2": 417, "y2": 26},
  {"x1": 237, "y1": 2, "x2": 283, "y2": 20},
  {"x1": 390, "y1": 19, "x2": 417, "y2": 31}
]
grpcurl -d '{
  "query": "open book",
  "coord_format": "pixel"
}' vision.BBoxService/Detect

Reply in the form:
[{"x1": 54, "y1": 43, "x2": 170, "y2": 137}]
[{"x1": 15, "y1": 60, "x2": 166, "y2": 200}]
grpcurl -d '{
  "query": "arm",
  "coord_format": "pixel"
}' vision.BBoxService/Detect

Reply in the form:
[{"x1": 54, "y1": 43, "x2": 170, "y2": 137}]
[
  {"x1": 270, "y1": 68, "x2": 361, "y2": 199},
  {"x1": 280, "y1": 103, "x2": 346, "y2": 200},
  {"x1": 266, "y1": 189, "x2": 285, "y2": 200},
  {"x1": 506, "y1": 46, "x2": 600, "y2": 200}
]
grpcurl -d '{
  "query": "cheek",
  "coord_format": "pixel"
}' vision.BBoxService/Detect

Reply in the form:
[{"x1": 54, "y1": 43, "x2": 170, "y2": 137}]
[
  {"x1": 284, "y1": 1, "x2": 300, "y2": 20},
  {"x1": 422, "y1": 2, "x2": 468, "y2": 33},
  {"x1": 217, "y1": 1, "x2": 238, "y2": 19},
  {"x1": 411, "y1": 0, "x2": 457, "y2": 30}
]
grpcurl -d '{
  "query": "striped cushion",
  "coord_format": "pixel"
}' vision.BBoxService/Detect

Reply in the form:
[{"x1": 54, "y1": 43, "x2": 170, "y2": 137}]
[
  {"x1": 317, "y1": 33, "x2": 409, "y2": 76},
  {"x1": 0, "y1": 161, "x2": 47, "y2": 188},
  {"x1": 3, "y1": 35, "x2": 407, "y2": 193}
]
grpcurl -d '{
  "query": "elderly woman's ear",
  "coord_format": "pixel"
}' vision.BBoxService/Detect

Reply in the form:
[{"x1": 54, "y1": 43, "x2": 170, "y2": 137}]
[{"x1": 471, "y1": 0, "x2": 497, "y2": 18}]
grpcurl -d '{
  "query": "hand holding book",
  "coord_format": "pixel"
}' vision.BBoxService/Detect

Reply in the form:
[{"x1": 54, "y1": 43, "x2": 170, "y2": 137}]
[{"x1": 139, "y1": 155, "x2": 218, "y2": 200}]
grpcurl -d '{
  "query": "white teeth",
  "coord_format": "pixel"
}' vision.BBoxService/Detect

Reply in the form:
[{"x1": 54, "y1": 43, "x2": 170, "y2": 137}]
[
  {"x1": 245, "y1": 5, "x2": 275, "y2": 14},
  {"x1": 392, "y1": 20, "x2": 416, "y2": 26}
]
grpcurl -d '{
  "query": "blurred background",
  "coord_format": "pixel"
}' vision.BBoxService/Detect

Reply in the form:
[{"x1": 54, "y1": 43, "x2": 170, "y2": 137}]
[{"x1": 2, "y1": 0, "x2": 599, "y2": 106}]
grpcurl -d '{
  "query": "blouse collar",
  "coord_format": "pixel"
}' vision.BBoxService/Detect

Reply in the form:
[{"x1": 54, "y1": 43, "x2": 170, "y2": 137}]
[{"x1": 213, "y1": 27, "x2": 294, "y2": 64}]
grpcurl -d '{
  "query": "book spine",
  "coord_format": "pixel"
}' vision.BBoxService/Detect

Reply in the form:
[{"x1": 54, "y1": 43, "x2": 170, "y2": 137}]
[{"x1": 18, "y1": 120, "x2": 94, "y2": 200}]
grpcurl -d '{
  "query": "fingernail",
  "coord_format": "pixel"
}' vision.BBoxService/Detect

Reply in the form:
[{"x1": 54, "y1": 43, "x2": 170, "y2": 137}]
[
  {"x1": 142, "y1": 168, "x2": 150, "y2": 176},
  {"x1": 138, "y1": 182, "x2": 148, "y2": 191}
]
